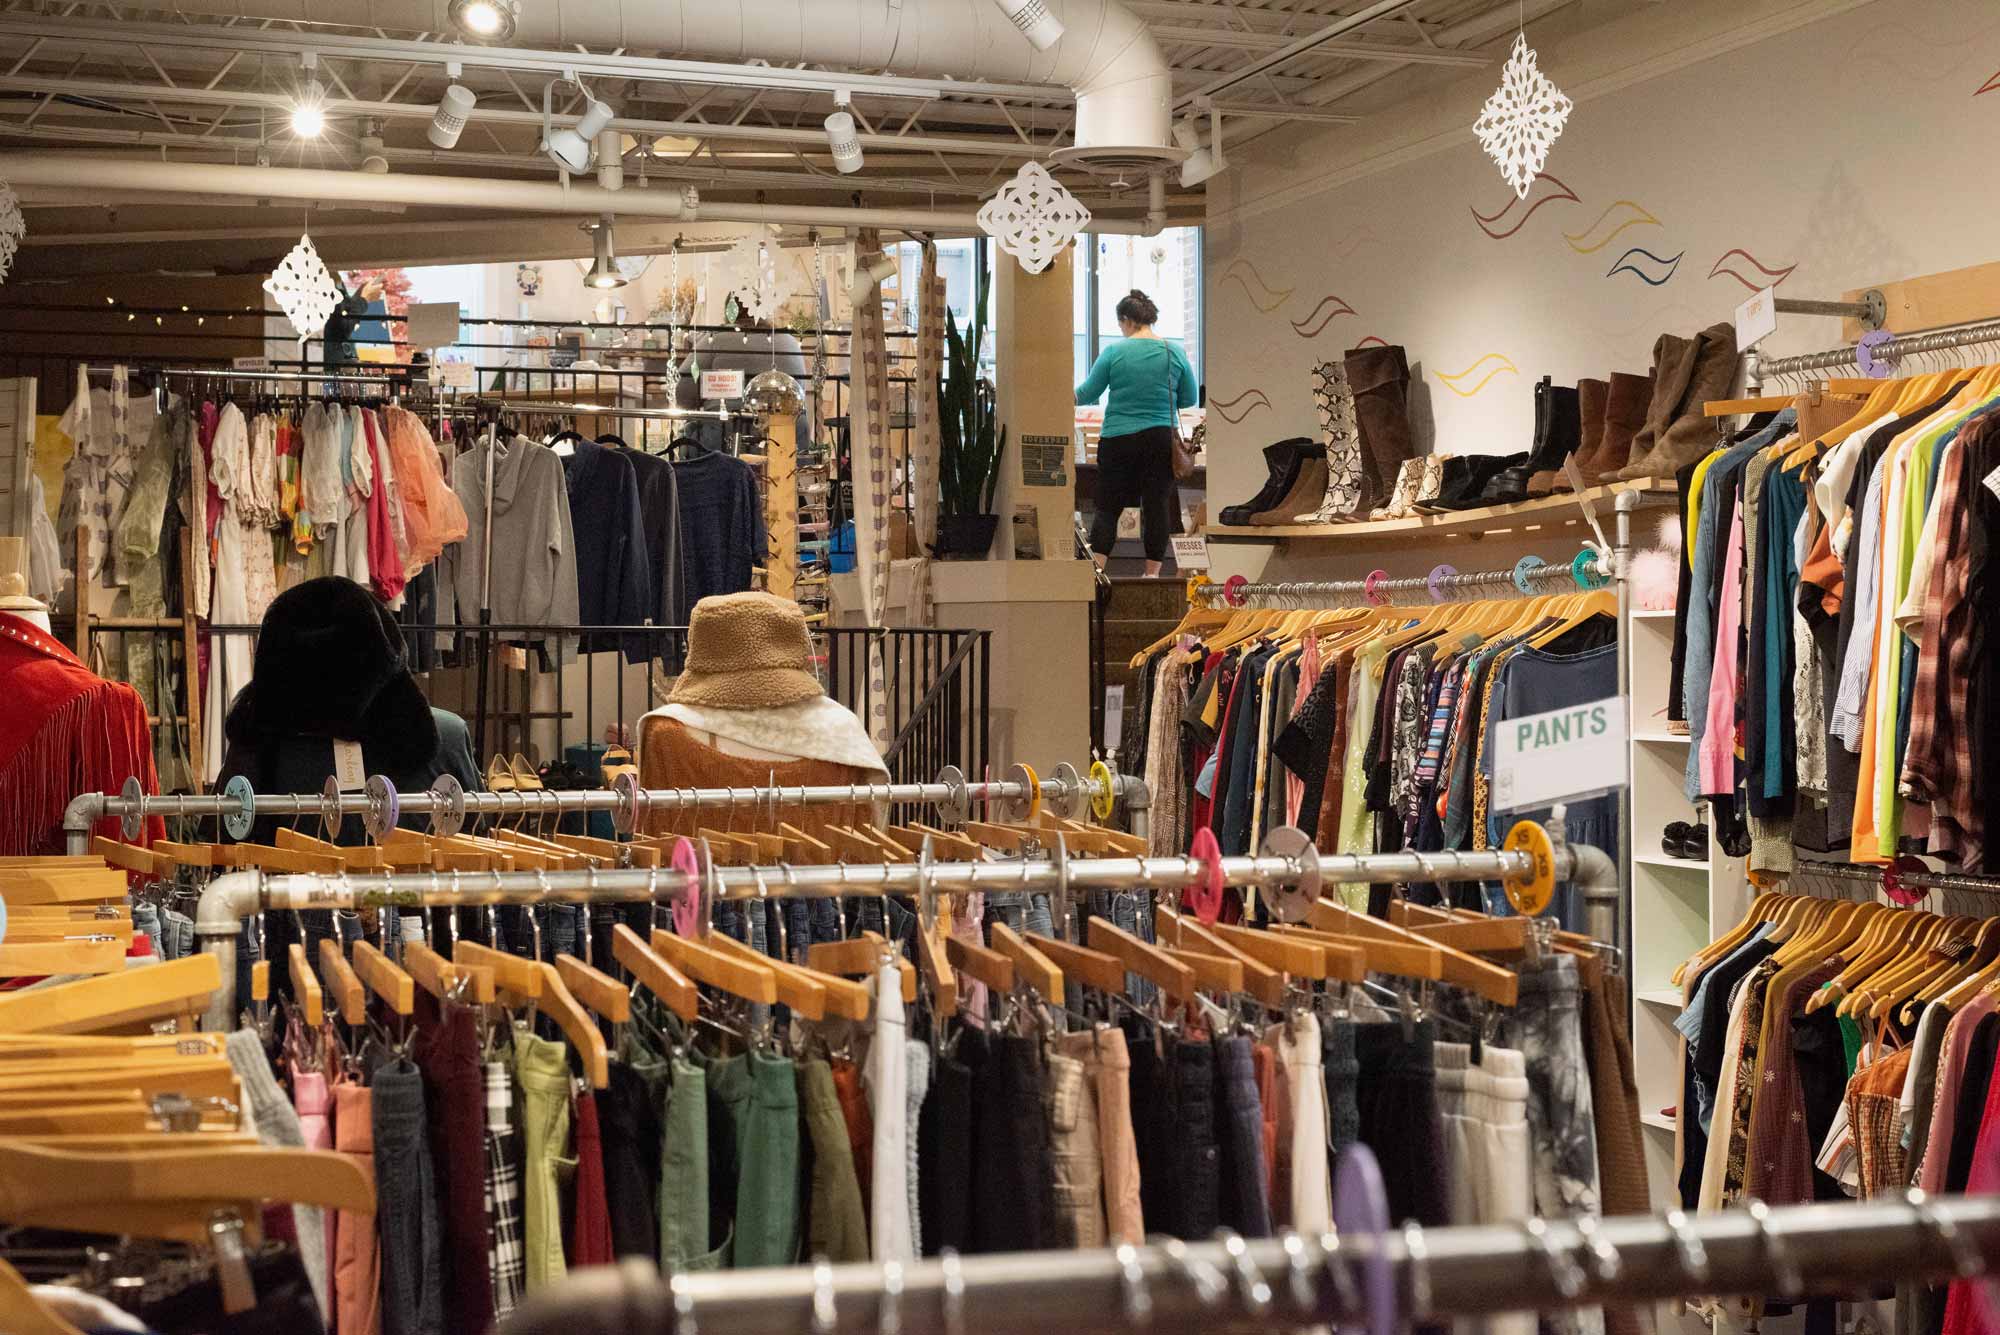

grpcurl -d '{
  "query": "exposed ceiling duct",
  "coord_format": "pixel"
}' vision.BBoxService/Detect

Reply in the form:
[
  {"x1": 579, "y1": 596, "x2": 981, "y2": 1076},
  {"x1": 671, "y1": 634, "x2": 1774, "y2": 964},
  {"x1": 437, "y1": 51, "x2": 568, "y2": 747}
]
[{"x1": 110, "y1": 0, "x2": 1177, "y2": 173}]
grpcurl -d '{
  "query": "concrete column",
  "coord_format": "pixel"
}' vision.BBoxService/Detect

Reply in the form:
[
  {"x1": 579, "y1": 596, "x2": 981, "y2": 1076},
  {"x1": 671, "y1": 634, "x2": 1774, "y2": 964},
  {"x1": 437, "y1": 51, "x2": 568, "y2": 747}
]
[{"x1": 992, "y1": 247, "x2": 1080, "y2": 560}]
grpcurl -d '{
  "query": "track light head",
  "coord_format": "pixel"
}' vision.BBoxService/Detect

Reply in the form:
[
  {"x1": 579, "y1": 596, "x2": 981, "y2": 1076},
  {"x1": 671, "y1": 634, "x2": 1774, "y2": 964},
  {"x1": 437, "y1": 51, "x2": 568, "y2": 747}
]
[
  {"x1": 848, "y1": 247, "x2": 898, "y2": 305},
  {"x1": 585, "y1": 215, "x2": 627, "y2": 290},
  {"x1": 543, "y1": 91, "x2": 615, "y2": 175},
  {"x1": 1172, "y1": 113, "x2": 1225, "y2": 187},
  {"x1": 290, "y1": 78, "x2": 327, "y2": 138},
  {"x1": 991, "y1": 0, "x2": 1064, "y2": 51},
  {"x1": 430, "y1": 83, "x2": 476, "y2": 150},
  {"x1": 824, "y1": 104, "x2": 863, "y2": 175},
  {"x1": 449, "y1": 0, "x2": 519, "y2": 42}
]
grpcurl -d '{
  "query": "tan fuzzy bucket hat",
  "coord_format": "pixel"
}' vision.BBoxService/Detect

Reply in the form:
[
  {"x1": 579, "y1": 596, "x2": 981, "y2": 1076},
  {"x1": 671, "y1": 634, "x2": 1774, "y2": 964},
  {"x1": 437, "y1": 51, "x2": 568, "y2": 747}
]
[{"x1": 667, "y1": 592, "x2": 823, "y2": 709}]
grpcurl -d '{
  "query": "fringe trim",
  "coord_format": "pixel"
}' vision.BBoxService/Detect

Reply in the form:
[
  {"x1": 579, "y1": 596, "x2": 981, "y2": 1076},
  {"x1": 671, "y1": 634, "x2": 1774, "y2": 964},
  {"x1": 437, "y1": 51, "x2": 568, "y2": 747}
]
[{"x1": 0, "y1": 678, "x2": 154, "y2": 855}]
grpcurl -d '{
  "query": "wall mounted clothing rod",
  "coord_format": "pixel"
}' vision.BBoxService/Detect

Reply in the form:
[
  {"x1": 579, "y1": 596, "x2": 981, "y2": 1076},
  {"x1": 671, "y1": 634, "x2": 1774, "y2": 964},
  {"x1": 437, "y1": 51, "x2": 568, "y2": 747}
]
[
  {"x1": 65, "y1": 763, "x2": 1138, "y2": 852},
  {"x1": 1750, "y1": 314, "x2": 2000, "y2": 384},
  {"x1": 1195, "y1": 556, "x2": 1607, "y2": 608},
  {"x1": 1774, "y1": 290, "x2": 1887, "y2": 328},
  {"x1": 1797, "y1": 857, "x2": 2000, "y2": 898},
  {"x1": 502, "y1": 1195, "x2": 2000, "y2": 1335}
]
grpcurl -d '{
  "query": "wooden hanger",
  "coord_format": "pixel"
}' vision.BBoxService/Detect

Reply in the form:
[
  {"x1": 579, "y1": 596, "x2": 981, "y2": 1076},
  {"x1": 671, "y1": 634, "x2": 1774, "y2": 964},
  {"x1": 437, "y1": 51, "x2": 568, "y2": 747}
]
[
  {"x1": 942, "y1": 928, "x2": 1015, "y2": 993},
  {"x1": 1156, "y1": 907, "x2": 1276, "y2": 1004},
  {"x1": 0, "y1": 954, "x2": 219, "y2": 1035},
  {"x1": 650, "y1": 927, "x2": 779, "y2": 1007},
  {"x1": 317, "y1": 938, "x2": 367, "y2": 1025},
  {"x1": 806, "y1": 932, "x2": 916, "y2": 1007},
  {"x1": 989, "y1": 922, "x2": 1064, "y2": 1003},
  {"x1": 710, "y1": 931, "x2": 827, "y2": 1020},
  {"x1": 0, "y1": 1258, "x2": 85, "y2": 1335},
  {"x1": 1087, "y1": 918, "x2": 1194, "y2": 1001},
  {"x1": 88, "y1": 836, "x2": 170, "y2": 877},
  {"x1": 276, "y1": 828, "x2": 387, "y2": 868},
  {"x1": 910, "y1": 918, "x2": 960, "y2": 1015},
  {"x1": 555, "y1": 954, "x2": 632, "y2": 1024},
  {"x1": 1209, "y1": 922, "x2": 1357, "y2": 983},
  {"x1": 610, "y1": 923, "x2": 698, "y2": 1021},
  {"x1": 533, "y1": 962, "x2": 609, "y2": 1088},
  {"x1": 1296, "y1": 900, "x2": 1446, "y2": 980},
  {"x1": 0, "y1": 1142, "x2": 373, "y2": 1220},
  {"x1": 1024, "y1": 930, "x2": 1128, "y2": 994},
  {"x1": 288, "y1": 943, "x2": 325, "y2": 1027},
  {"x1": 452, "y1": 939, "x2": 543, "y2": 1000},
  {"x1": 403, "y1": 939, "x2": 495, "y2": 1005},
  {"x1": 350, "y1": 940, "x2": 414, "y2": 1016},
  {"x1": 902, "y1": 824, "x2": 981, "y2": 860}
]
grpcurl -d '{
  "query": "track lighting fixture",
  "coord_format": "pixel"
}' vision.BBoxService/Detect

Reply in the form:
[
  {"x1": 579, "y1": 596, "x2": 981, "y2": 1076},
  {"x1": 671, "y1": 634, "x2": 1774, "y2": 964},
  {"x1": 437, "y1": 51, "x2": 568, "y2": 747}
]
[
  {"x1": 825, "y1": 91, "x2": 863, "y2": 175},
  {"x1": 291, "y1": 56, "x2": 327, "y2": 139},
  {"x1": 848, "y1": 246, "x2": 898, "y2": 305},
  {"x1": 991, "y1": 0, "x2": 1064, "y2": 51},
  {"x1": 585, "y1": 215, "x2": 627, "y2": 290},
  {"x1": 542, "y1": 78, "x2": 616, "y2": 176},
  {"x1": 1172, "y1": 110, "x2": 1225, "y2": 188},
  {"x1": 430, "y1": 73, "x2": 475, "y2": 150},
  {"x1": 449, "y1": 0, "x2": 519, "y2": 43}
]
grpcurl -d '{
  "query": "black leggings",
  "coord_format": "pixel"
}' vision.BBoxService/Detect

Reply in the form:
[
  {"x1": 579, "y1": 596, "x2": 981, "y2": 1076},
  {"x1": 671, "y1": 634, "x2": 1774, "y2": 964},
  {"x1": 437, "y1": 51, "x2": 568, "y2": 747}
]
[{"x1": 1090, "y1": 425, "x2": 1179, "y2": 562}]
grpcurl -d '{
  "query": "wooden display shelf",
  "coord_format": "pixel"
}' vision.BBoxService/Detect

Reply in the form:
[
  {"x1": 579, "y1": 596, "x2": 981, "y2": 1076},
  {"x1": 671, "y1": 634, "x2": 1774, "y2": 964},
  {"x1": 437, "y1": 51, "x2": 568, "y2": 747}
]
[{"x1": 1204, "y1": 477, "x2": 1669, "y2": 547}]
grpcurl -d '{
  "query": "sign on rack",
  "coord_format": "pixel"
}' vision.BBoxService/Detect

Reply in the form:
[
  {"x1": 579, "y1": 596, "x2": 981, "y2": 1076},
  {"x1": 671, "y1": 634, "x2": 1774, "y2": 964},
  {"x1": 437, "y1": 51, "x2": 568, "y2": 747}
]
[
  {"x1": 1491, "y1": 696, "x2": 1628, "y2": 812},
  {"x1": 701, "y1": 368, "x2": 746, "y2": 400},
  {"x1": 1735, "y1": 285, "x2": 1778, "y2": 351},
  {"x1": 1169, "y1": 534, "x2": 1211, "y2": 572}
]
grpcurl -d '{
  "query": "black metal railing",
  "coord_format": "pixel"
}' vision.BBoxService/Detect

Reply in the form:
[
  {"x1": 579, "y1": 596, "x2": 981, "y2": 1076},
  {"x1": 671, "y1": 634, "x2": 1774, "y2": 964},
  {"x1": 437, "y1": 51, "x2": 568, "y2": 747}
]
[{"x1": 78, "y1": 618, "x2": 989, "y2": 794}]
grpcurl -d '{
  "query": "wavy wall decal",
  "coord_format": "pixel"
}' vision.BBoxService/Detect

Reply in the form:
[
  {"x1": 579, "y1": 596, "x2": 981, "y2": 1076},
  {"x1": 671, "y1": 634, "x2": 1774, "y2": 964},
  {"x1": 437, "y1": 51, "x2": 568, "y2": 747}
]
[
  {"x1": 1351, "y1": 335, "x2": 1390, "y2": 349},
  {"x1": 1469, "y1": 172, "x2": 1579, "y2": 240},
  {"x1": 1606, "y1": 246, "x2": 1685, "y2": 286},
  {"x1": 1708, "y1": 247, "x2": 1798, "y2": 292},
  {"x1": 1210, "y1": 388, "x2": 1274, "y2": 424},
  {"x1": 1434, "y1": 353, "x2": 1519, "y2": 398},
  {"x1": 1291, "y1": 295, "x2": 1358, "y2": 338},
  {"x1": 1219, "y1": 258, "x2": 1294, "y2": 313},
  {"x1": 1563, "y1": 200, "x2": 1662, "y2": 254},
  {"x1": 1980, "y1": 67, "x2": 2000, "y2": 94}
]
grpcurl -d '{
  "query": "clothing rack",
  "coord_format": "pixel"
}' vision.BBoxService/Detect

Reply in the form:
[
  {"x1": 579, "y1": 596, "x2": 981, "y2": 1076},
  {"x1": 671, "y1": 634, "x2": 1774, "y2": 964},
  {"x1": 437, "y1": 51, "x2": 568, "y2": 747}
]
[
  {"x1": 62, "y1": 761, "x2": 1137, "y2": 852},
  {"x1": 1748, "y1": 313, "x2": 2000, "y2": 386},
  {"x1": 1796, "y1": 857, "x2": 2000, "y2": 899},
  {"x1": 496, "y1": 1195, "x2": 2000, "y2": 1335},
  {"x1": 158, "y1": 366, "x2": 413, "y2": 388},
  {"x1": 466, "y1": 394, "x2": 744, "y2": 423},
  {"x1": 1183, "y1": 495, "x2": 1640, "y2": 962},
  {"x1": 188, "y1": 817, "x2": 1610, "y2": 1027}
]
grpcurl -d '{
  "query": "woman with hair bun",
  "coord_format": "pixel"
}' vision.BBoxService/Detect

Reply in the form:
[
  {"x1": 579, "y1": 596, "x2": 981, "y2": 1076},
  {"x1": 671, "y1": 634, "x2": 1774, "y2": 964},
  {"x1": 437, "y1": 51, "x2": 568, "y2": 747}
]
[{"x1": 1074, "y1": 288, "x2": 1199, "y2": 577}]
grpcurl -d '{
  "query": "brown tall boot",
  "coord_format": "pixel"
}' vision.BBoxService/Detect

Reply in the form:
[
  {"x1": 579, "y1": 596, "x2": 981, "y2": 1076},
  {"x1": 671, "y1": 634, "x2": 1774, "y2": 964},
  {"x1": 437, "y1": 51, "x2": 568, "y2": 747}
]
[
  {"x1": 1344, "y1": 343, "x2": 1413, "y2": 513},
  {"x1": 1616, "y1": 322, "x2": 1739, "y2": 481},
  {"x1": 1250, "y1": 446, "x2": 1328, "y2": 525},
  {"x1": 1554, "y1": 378, "x2": 1608, "y2": 493},
  {"x1": 1610, "y1": 333, "x2": 1700, "y2": 481},
  {"x1": 1577, "y1": 370, "x2": 1650, "y2": 485}
]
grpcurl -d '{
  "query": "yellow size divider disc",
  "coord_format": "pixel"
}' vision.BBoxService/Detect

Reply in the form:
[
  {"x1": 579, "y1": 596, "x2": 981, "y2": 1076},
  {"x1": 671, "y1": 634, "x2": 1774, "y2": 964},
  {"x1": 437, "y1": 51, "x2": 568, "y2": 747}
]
[
  {"x1": 1019, "y1": 764, "x2": 1041, "y2": 823},
  {"x1": 1502, "y1": 820, "x2": 1557, "y2": 918},
  {"x1": 1089, "y1": 760, "x2": 1117, "y2": 822}
]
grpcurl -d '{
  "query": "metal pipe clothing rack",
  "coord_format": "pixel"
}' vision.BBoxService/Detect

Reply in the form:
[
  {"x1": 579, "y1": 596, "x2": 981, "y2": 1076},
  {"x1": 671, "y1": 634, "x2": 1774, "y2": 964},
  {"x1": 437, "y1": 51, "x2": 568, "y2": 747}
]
[
  {"x1": 1182, "y1": 497, "x2": 1640, "y2": 966},
  {"x1": 1749, "y1": 313, "x2": 2000, "y2": 386},
  {"x1": 499, "y1": 1195, "x2": 2000, "y2": 1335},
  {"x1": 65, "y1": 762, "x2": 1139, "y2": 854}
]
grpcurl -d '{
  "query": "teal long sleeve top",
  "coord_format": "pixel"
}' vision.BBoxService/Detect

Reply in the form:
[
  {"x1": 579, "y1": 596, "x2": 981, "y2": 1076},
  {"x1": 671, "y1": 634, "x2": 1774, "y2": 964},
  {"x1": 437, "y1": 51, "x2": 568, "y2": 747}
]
[{"x1": 1074, "y1": 338, "x2": 1198, "y2": 439}]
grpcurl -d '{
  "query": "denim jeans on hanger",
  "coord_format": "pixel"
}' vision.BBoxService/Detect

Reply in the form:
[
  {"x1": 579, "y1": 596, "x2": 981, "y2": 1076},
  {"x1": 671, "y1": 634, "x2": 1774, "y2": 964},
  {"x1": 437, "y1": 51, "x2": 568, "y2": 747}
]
[
  {"x1": 983, "y1": 891, "x2": 1054, "y2": 939},
  {"x1": 1087, "y1": 890, "x2": 1157, "y2": 1005},
  {"x1": 131, "y1": 900, "x2": 163, "y2": 957}
]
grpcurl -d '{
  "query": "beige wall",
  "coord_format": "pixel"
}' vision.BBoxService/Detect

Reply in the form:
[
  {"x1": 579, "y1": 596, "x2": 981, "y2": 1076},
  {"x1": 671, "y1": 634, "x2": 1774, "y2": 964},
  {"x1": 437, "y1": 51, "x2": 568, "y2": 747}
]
[{"x1": 1200, "y1": 0, "x2": 1986, "y2": 582}]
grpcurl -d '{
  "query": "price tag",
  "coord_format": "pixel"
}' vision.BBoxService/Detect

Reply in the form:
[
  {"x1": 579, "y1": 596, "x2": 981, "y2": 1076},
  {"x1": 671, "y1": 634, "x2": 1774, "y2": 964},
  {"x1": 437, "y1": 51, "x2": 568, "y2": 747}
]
[
  {"x1": 332, "y1": 739, "x2": 366, "y2": 793},
  {"x1": 701, "y1": 368, "x2": 746, "y2": 400},
  {"x1": 1985, "y1": 463, "x2": 2000, "y2": 503},
  {"x1": 1735, "y1": 285, "x2": 1778, "y2": 352},
  {"x1": 1491, "y1": 696, "x2": 1628, "y2": 812},
  {"x1": 231, "y1": 356, "x2": 270, "y2": 371},
  {"x1": 1169, "y1": 533, "x2": 1210, "y2": 572},
  {"x1": 1103, "y1": 685, "x2": 1126, "y2": 753}
]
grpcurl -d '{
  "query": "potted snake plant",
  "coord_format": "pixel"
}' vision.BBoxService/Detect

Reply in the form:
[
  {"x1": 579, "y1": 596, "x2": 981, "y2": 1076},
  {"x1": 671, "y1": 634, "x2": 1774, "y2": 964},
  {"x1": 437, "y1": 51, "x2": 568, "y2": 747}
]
[{"x1": 935, "y1": 286, "x2": 1006, "y2": 558}]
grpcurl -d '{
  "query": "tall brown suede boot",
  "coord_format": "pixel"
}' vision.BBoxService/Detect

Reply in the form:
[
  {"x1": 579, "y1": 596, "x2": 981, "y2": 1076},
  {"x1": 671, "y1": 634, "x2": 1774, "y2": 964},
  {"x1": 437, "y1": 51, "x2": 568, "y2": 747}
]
[
  {"x1": 1343, "y1": 343, "x2": 1413, "y2": 513},
  {"x1": 1615, "y1": 321, "x2": 1738, "y2": 481},
  {"x1": 1554, "y1": 378, "x2": 1608, "y2": 493},
  {"x1": 1610, "y1": 333, "x2": 1700, "y2": 481},
  {"x1": 1578, "y1": 370, "x2": 1650, "y2": 485}
]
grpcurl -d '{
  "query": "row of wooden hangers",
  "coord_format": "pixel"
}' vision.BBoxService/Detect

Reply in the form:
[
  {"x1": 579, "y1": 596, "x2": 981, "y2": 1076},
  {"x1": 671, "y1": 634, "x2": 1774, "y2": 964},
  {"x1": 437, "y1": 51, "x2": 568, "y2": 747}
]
[
  {"x1": 1705, "y1": 350, "x2": 2000, "y2": 462},
  {"x1": 1673, "y1": 885, "x2": 2000, "y2": 1026},
  {"x1": 0, "y1": 855, "x2": 375, "y2": 1335},
  {"x1": 1132, "y1": 583, "x2": 1617, "y2": 671}
]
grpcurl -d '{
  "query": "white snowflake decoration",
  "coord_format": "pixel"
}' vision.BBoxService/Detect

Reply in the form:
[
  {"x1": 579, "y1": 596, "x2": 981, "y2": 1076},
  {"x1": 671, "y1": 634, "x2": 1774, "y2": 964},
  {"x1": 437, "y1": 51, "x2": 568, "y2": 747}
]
[
  {"x1": 977, "y1": 161, "x2": 1091, "y2": 275},
  {"x1": 0, "y1": 180, "x2": 25, "y2": 287},
  {"x1": 1473, "y1": 34, "x2": 1573, "y2": 200},
  {"x1": 262, "y1": 233, "x2": 345, "y2": 342},
  {"x1": 721, "y1": 232, "x2": 786, "y2": 320}
]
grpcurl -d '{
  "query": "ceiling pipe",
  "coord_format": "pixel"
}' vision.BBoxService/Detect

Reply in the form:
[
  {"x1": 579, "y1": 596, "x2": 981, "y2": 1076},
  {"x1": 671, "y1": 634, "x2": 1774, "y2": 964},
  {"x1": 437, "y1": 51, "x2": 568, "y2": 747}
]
[
  {"x1": 0, "y1": 152, "x2": 1157, "y2": 234},
  {"x1": 110, "y1": 0, "x2": 1178, "y2": 172}
]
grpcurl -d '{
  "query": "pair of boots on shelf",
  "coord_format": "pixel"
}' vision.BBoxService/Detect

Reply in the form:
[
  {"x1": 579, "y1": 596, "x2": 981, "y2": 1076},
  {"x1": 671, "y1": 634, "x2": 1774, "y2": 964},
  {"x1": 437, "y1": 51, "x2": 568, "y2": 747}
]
[
  {"x1": 1478, "y1": 319, "x2": 1740, "y2": 505},
  {"x1": 1218, "y1": 344, "x2": 1415, "y2": 527}
]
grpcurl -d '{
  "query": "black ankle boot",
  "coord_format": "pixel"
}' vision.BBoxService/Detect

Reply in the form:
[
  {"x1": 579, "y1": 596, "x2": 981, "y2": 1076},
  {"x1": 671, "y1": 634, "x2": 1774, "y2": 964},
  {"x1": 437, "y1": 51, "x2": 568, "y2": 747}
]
[
  {"x1": 1220, "y1": 437, "x2": 1313, "y2": 525},
  {"x1": 1480, "y1": 376, "x2": 1578, "y2": 506}
]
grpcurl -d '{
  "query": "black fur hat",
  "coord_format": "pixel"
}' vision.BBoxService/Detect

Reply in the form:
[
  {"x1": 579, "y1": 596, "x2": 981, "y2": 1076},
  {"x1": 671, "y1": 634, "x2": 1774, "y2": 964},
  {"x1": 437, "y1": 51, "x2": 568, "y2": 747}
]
[{"x1": 224, "y1": 577, "x2": 437, "y2": 773}]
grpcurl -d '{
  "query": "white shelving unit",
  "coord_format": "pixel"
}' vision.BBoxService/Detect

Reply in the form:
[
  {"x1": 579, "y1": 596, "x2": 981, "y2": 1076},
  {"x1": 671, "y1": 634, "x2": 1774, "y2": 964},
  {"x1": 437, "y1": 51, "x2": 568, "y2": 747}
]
[{"x1": 1625, "y1": 603, "x2": 1751, "y2": 1335}]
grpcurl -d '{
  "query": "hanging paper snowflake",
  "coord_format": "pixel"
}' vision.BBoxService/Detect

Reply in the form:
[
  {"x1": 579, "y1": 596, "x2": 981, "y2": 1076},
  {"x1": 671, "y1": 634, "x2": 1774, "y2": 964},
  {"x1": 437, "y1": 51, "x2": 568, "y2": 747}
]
[
  {"x1": 0, "y1": 180, "x2": 25, "y2": 288},
  {"x1": 978, "y1": 161, "x2": 1091, "y2": 275},
  {"x1": 262, "y1": 233, "x2": 345, "y2": 341},
  {"x1": 720, "y1": 231, "x2": 786, "y2": 320},
  {"x1": 1473, "y1": 34, "x2": 1573, "y2": 200}
]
